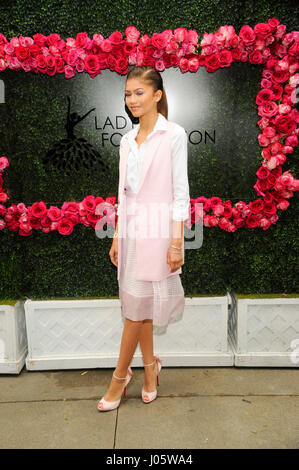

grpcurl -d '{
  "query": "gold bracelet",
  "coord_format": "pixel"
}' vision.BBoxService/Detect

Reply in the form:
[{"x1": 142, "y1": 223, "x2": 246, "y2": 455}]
[
  {"x1": 113, "y1": 232, "x2": 118, "y2": 238},
  {"x1": 168, "y1": 249, "x2": 182, "y2": 253},
  {"x1": 170, "y1": 244, "x2": 182, "y2": 250}
]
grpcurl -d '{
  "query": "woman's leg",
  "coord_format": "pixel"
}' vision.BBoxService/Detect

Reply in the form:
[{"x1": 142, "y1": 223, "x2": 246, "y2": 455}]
[
  {"x1": 138, "y1": 319, "x2": 158, "y2": 395},
  {"x1": 100, "y1": 318, "x2": 143, "y2": 403},
  {"x1": 139, "y1": 319, "x2": 154, "y2": 364}
]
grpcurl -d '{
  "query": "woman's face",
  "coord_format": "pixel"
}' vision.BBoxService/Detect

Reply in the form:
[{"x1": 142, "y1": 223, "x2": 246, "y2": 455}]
[{"x1": 125, "y1": 78, "x2": 161, "y2": 117}]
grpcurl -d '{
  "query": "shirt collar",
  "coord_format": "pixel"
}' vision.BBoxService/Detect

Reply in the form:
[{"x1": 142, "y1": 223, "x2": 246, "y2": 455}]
[{"x1": 129, "y1": 112, "x2": 168, "y2": 141}]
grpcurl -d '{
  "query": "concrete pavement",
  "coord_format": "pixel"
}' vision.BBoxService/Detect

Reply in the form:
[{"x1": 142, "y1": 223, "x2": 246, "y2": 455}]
[{"x1": 0, "y1": 366, "x2": 298, "y2": 448}]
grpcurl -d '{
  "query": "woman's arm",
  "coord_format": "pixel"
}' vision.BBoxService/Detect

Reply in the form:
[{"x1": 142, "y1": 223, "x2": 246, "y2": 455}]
[
  {"x1": 170, "y1": 126, "x2": 190, "y2": 249},
  {"x1": 172, "y1": 220, "x2": 184, "y2": 248}
]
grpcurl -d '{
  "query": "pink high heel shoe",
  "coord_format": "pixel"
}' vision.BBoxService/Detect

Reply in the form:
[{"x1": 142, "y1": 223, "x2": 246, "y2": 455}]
[
  {"x1": 142, "y1": 356, "x2": 162, "y2": 403},
  {"x1": 97, "y1": 366, "x2": 133, "y2": 412}
]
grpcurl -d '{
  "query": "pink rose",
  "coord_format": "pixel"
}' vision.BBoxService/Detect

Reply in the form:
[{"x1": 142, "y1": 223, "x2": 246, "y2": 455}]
[
  {"x1": 203, "y1": 214, "x2": 218, "y2": 227},
  {"x1": 125, "y1": 26, "x2": 140, "y2": 43},
  {"x1": 277, "y1": 200, "x2": 289, "y2": 210},
  {"x1": 155, "y1": 59, "x2": 165, "y2": 71},
  {"x1": 188, "y1": 30, "x2": 199, "y2": 45},
  {"x1": 218, "y1": 217, "x2": 230, "y2": 230},
  {"x1": 279, "y1": 172, "x2": 294, "y2": 187},
  {"x1": 213, "y1": 204, "x2": 224, "y2": 216},
  {"x1": 0, "y1": 191, "x2": 8, "y2": 203},
  {"x1": 278, "y1": 103, "x2": 291, "y2": 114},
  {"x1": 0, "y1": 156, "x2": 9, "y2": 171},
  {"x1": 66, "y1": 49, "x2": 80, "y2": 66},
  {"x1": 188, "y1": 57, "x2": 199, "y2": 72},
  {"x1": 174, "y1": 28, "x2": 188, "y2": 43},
  {"x1": 258, "y1": 101, "x2": 278, "y2": 118},
  {"x1": 239, "y1": 25, "x2": 256, "y2": 46},
  {"x1": 260, "y1": 218, "x2": 271, "y2": 230},
  {"x1": 100, "y1": 39, "x2": 112, "y2": 53},
  {"x1": 285, "y1": 135, "x2": 298, "y2": 147},
  {"x1": 151, "y1": 33, "x2": 167, "y2": 50},
  {"x1": 64, "y1": 64, "x2": 76, "y2": 79},
  {"x1": 258, "y1": 134, "x2": 270, "y2": 146},
  {"x1": 263, "y1": 126, "x2": 276, "y2": 138}
]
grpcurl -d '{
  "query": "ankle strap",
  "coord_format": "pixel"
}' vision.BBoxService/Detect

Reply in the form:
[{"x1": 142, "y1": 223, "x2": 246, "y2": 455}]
[
  {"x1": 143, "y1": 358, "x2": 156, "y2": 367},
  {"x1": 113, "y1": 372, "x2": 127, "y2": 380}
]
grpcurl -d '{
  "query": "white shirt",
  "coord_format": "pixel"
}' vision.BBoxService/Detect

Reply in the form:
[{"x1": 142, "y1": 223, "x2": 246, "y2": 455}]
[{"x1": 117, "y1": 113, "x2": 190, "y2": 221}]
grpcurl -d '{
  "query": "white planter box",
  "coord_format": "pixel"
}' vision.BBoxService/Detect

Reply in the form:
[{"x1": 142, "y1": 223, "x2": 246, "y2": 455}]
[
  {"x1": 228, "y1": 294, "x2": 299, "y2": 367},
  {"x1": 0, "y1": 301, "x2": 28, "y2": 374},
  {"x1": 24, "y1": 294, "x2": 233, "y2": 371}
]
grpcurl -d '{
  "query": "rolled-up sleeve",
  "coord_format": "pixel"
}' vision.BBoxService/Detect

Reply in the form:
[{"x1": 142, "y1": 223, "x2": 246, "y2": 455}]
[{"x1": 171, "y1": 126, "x2": 190, "y2": 221}]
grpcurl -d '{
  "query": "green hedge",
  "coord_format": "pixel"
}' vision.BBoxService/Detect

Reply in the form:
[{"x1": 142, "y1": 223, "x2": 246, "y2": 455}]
[{"x1": 0, "y1": 0, "x2": 298, "y2": 300}]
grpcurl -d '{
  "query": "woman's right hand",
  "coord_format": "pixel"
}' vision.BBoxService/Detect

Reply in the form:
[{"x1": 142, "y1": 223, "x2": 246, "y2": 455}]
[{"x1": 109, "y1": 239, "x2": 118, "y2": 267}]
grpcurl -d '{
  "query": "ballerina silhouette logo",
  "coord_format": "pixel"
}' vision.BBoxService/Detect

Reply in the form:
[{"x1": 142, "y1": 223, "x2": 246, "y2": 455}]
[{"x1": 42, "y1": 96, "x2": 109, "y2": 176}]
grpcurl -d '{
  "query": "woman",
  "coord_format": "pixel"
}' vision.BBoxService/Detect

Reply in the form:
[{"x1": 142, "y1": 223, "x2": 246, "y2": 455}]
[{"x1": 98, "y1": 65, "x2": 190, "y2": 411}]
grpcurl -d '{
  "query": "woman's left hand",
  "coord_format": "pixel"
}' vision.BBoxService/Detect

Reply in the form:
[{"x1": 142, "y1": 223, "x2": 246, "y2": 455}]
[{"x1": 167, "y1": 248, "x2": 183, "y2": 273}]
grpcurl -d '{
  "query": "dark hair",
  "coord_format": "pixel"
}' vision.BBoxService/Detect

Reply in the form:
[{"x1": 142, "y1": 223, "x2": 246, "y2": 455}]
[{"x1": 124, "y1": 65, "x2": 168, "y2": 124}]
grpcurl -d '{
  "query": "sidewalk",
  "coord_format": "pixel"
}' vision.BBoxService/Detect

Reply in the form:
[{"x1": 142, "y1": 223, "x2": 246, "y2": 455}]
[{"x1": 0, "y1": 366, "x2": 298, "y2": 449}]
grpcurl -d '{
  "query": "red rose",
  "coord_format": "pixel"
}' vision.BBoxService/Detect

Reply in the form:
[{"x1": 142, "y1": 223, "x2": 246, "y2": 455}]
[
  {"x1": 75, "y1": 32, "x2": 90, "y2": 48},
  {"x1": 46, "y1": 54, "x2": 57, "y2": 76},
  {"x1": 249, "y1": 199, "x2": 264, "y2": 214},
  {"x1": 33, "y1": 33, "x2": 48, "y2": 47},
  {"x1": 31, "y1": 201, "x2": 47, "y2": 218},
  {"x1": 57, "y1": 217, "x2": 74, "y2": 235},
  {"x1": 254, "y1": 23, "x2": 272, "y2": 40},
  {"x1": 246, "y1": 214, "x2": 259, "y2": 228},
  {"x1": 205, "y1": 54, "x2": 220, "y2": 72},
  {"x1": 256, "y1": 88, "x2": 274, "y2": 105},
  {"x1": 36, "y1": 54, "x2": 47, "y2": 73},
  {"x1": 109, "y1": 31, "x2": 123, "y2": 46},
  {"x1": 47, "y1": 33, "x2": 61, "y2": 47},
  {"x1": 84, "y1": 54, "x2": 101, "y2": 77},
  {"x1": 263, "y1": 202, "x2": 277, "y2": 216},
  {"x1": 115, "y1": 57, "x2": 128, "y2": 74},
  {"x1": 272, "y1": 114, "x2": 296, "y2": 134},
  {"x1": 219, "y1": 50, "x2": 233, "y2": 67},
  {"x1": 248, "y1": 50, "x2": 263, "y2": 65},
  {"x1": 14, "y1": 46, "x2": 30, "y2": 61}
]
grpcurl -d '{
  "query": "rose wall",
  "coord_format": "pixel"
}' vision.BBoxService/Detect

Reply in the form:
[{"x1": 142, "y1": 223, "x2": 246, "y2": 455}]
[{"x1": 0, "y1": 0, "x2": 298, "y2": 299}]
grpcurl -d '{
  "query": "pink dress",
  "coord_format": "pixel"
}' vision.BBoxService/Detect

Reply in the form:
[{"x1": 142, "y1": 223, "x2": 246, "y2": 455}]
[{"x1": 118, "y1": 188, "x2": 185, "y2": 335}]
